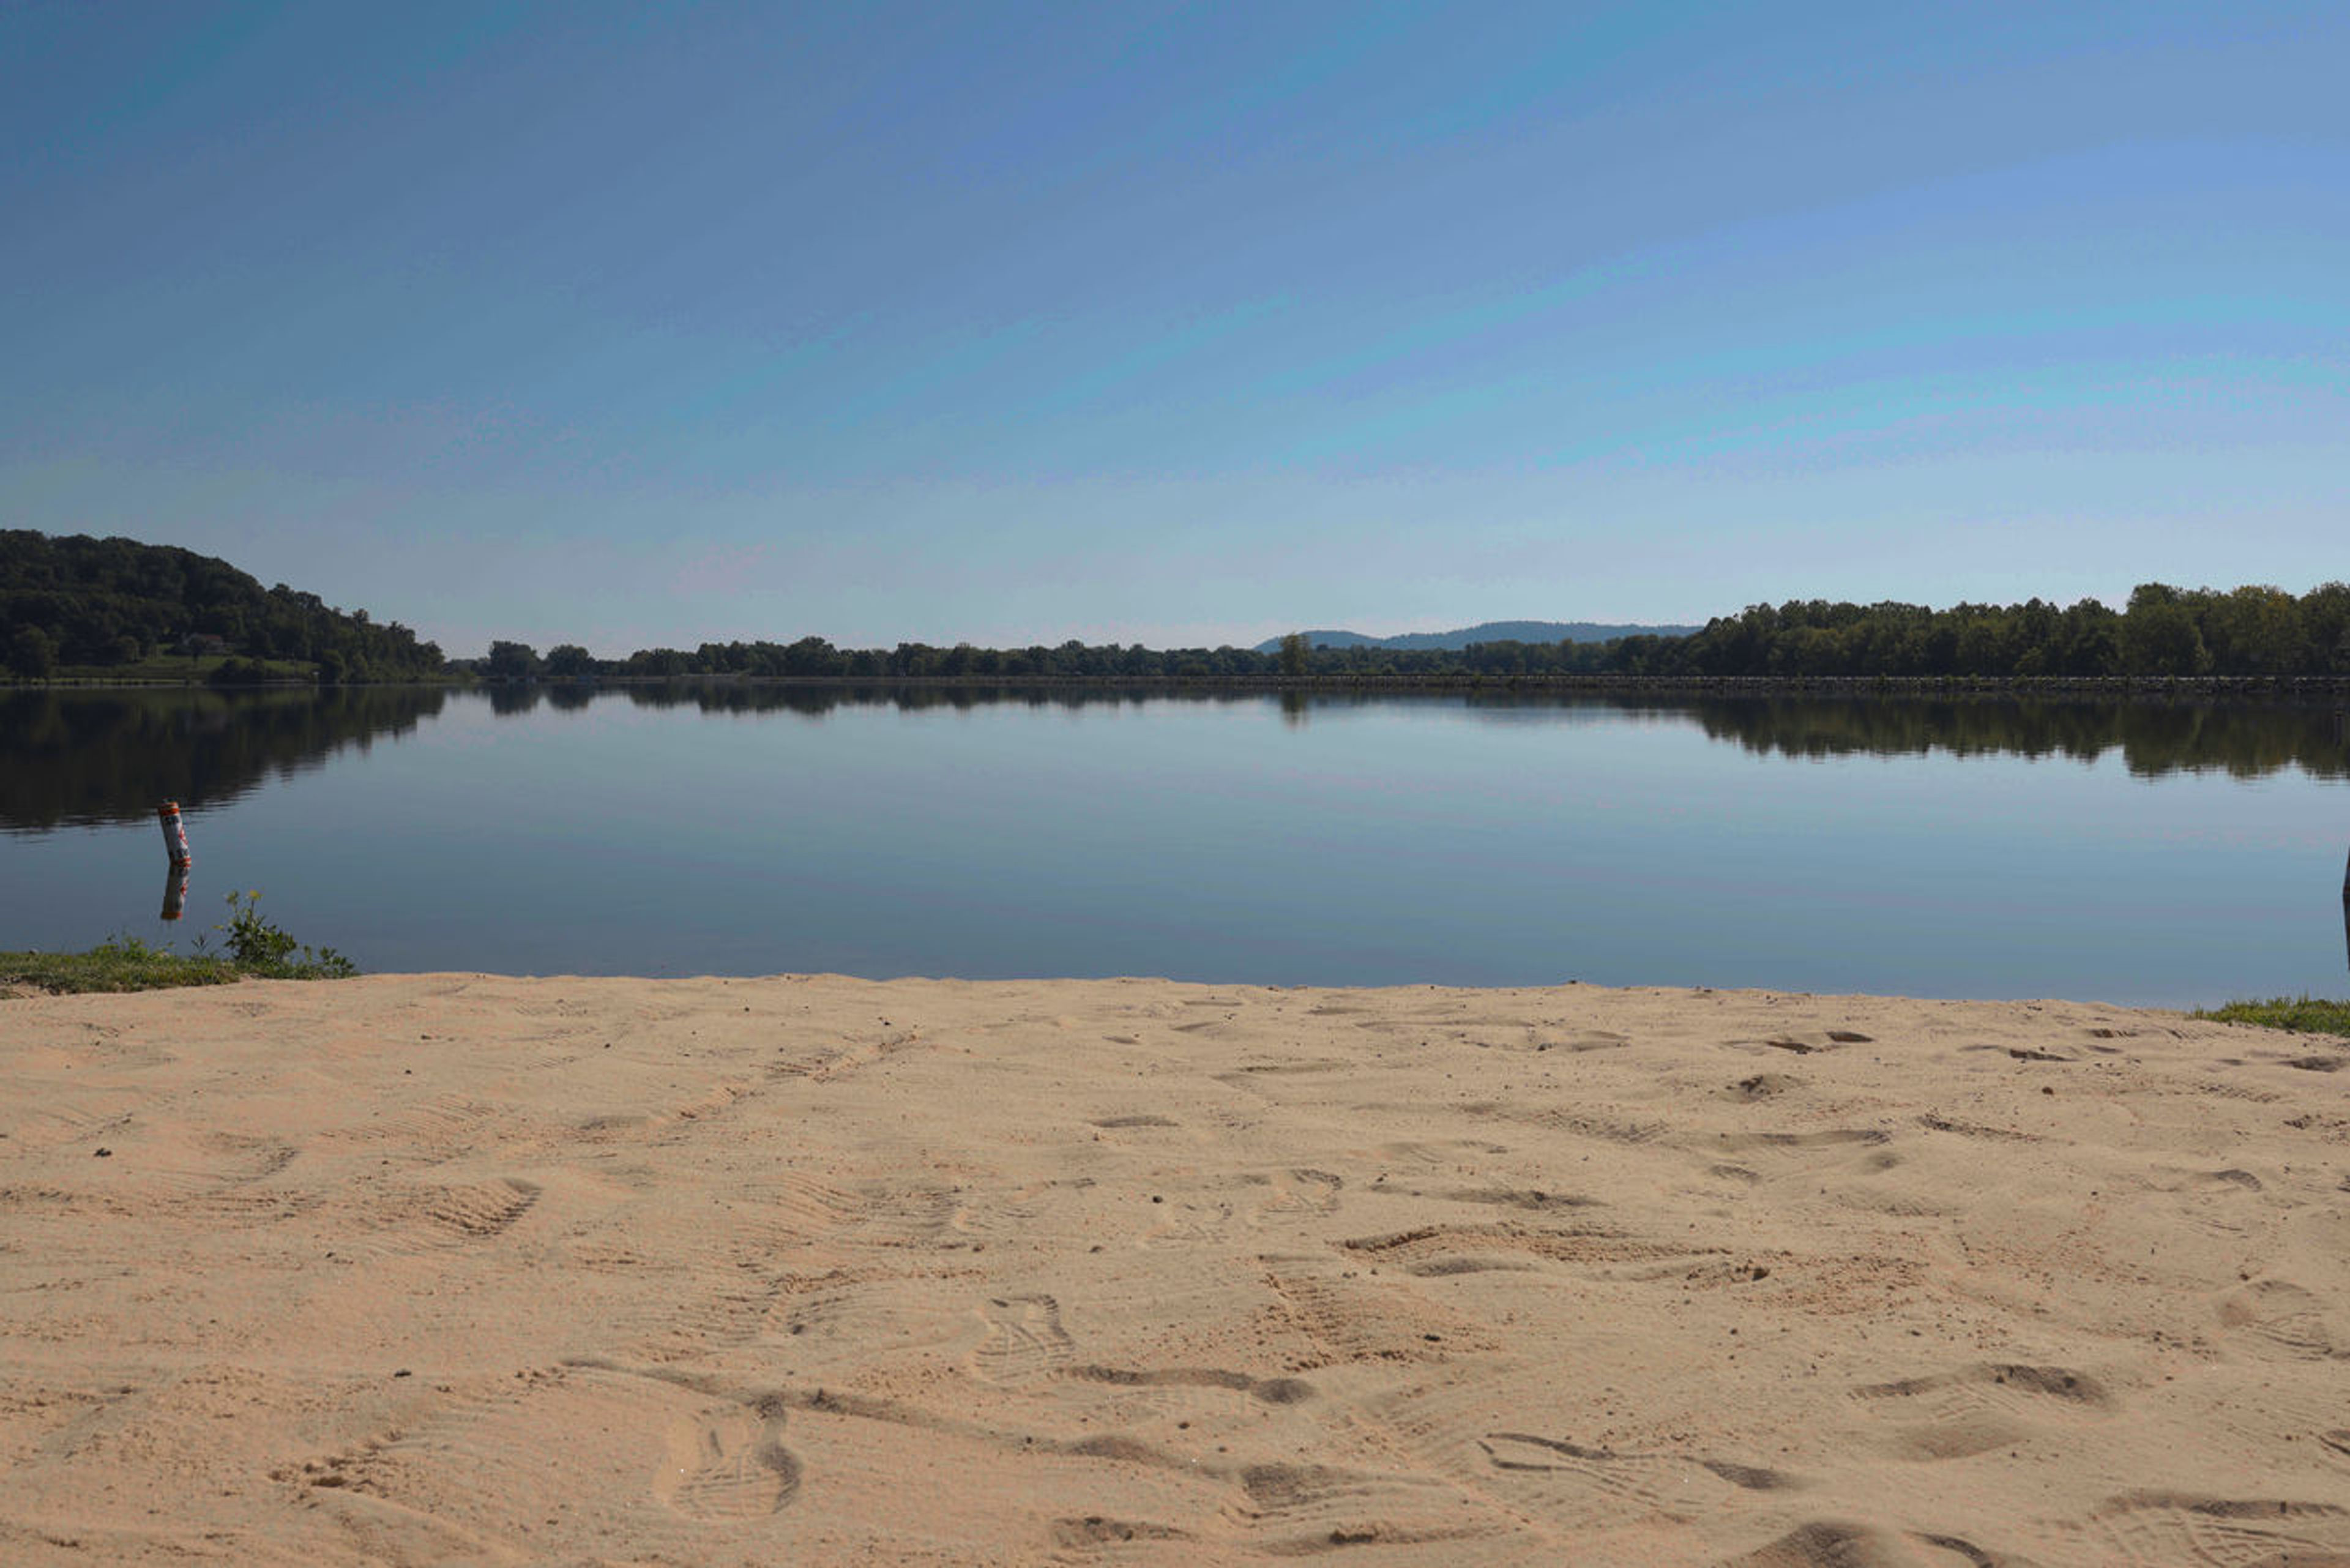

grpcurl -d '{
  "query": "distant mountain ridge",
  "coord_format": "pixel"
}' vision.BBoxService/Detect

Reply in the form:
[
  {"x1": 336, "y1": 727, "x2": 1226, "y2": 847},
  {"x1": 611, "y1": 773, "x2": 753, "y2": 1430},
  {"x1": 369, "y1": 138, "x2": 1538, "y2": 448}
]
[{"x1": 1255, "y1": 619, "x2": 1702, "y2": 654}]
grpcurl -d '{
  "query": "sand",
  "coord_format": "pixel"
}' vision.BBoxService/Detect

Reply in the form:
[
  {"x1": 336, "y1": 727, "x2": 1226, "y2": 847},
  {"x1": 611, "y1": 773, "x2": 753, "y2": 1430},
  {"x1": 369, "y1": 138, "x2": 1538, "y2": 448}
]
[{"x1": 2, "y1": 973, "x2": 2348, "y2": 1567}]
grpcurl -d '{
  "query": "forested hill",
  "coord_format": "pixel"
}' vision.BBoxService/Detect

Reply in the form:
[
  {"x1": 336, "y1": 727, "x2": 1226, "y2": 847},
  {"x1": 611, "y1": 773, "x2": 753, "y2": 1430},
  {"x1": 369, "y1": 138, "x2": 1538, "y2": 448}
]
[{"x1": 1, "y1": 531, "x2": 442, "y2": 682}]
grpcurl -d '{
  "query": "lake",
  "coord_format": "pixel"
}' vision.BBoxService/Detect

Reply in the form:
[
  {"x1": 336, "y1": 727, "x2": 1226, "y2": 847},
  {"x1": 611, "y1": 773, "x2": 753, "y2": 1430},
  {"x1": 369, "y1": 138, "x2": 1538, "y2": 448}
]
[{"x1": 3, "y1": 684, "x2": 2345, "y2": 1006}]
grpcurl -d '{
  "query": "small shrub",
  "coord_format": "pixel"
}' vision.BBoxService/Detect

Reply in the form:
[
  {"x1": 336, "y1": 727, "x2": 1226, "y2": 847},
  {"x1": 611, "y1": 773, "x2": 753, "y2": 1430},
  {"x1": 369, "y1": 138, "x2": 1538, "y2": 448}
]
[
  {"x1": 205, "y1": 657, "x2": 257, "y2": 686},
  {"x1": 220, "y1": 890, "x2": 357, "y2": 979}
]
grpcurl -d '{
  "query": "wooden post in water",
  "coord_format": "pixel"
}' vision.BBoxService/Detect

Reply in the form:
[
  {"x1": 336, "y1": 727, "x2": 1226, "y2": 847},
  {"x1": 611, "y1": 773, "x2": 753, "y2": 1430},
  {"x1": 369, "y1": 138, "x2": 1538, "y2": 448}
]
[{"x1": 157, "y1": 801, "x2": 191, "y2": 868}]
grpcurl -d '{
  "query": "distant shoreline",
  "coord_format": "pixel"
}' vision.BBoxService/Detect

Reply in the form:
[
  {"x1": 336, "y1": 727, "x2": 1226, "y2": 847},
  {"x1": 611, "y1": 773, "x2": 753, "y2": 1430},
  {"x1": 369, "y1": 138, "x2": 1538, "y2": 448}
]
[{"x1": 13, "y1": 671, "x2": 2350, "y2": 700}]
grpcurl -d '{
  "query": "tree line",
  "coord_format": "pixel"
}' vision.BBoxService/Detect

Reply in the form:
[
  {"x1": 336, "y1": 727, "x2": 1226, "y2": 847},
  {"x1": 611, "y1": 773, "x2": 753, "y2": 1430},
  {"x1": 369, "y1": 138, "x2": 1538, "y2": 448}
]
[
  {"x1": 1660, "y1": 584, "x2": 2349, "y2": 679},
  {"x1": 10, "y1": 533, "x2": 2350, "y2": 685},
  {"x1": 478, "y1": 636, "x2": 1283, "y2": 682},
  {"x1": 485, "y1": 581, "x2": 2350, "y2": 684}
]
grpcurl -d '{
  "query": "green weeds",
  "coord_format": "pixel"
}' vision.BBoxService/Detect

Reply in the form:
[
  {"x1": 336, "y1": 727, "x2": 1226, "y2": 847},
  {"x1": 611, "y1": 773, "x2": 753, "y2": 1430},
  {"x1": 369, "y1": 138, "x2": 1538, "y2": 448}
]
[
  {"x1": 2192, "y1": 995, "x2": 2350, "y2": 1040},
  {"x1": 0, "y1": 892, "x2": 356, "y2": 996},
  {"x1": 217, "y1": 889, "x2": 356, "y2": 976}
]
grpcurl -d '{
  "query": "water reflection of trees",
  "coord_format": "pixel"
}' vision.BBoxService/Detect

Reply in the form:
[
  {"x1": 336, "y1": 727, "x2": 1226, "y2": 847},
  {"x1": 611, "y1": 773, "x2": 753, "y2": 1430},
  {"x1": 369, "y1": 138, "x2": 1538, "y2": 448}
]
[
  {"x1": 1666, "y1": 695, "x2": 2348, "y2": 780},
  {"x1": 586, "y1": 682, "x2": 2350, "y2": 778},
  {"x1": 610, "y1": 681, "x2": 1269, "y2": 718},
  {"x1": 0, "y1": 686, "x2": 449, "y2": 830},
  {"x1": 6, "y1": 684, "x2": 2343, "y2": 835}
]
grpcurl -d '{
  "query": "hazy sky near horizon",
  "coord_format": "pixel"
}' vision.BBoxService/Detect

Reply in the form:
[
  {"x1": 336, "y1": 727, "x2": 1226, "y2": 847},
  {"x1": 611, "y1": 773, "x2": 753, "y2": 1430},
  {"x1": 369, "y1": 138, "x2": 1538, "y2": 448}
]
[{"x1": 4, "y1": 2, "x2": 2345, "y2": 657}]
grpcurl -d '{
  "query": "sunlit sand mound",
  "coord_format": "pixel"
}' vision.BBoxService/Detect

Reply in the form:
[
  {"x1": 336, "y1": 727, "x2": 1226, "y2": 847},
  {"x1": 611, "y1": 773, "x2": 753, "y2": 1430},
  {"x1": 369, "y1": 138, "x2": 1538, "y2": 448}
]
[{"x1": 4, "y1": 974, "x2": 2348, "y2": 1566}]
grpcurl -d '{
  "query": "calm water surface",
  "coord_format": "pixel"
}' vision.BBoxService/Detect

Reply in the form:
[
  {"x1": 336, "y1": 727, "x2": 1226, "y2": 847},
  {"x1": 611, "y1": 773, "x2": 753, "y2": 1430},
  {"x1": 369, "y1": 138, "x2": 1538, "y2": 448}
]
[{"x1": 3, "y1": 684, "x2": 2345, "y2": 1006}]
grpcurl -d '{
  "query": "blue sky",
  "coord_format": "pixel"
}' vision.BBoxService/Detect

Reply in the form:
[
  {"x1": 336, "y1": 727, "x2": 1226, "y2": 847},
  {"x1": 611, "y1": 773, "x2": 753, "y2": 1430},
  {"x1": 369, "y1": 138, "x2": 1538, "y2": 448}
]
[{"x1": 4, "y1": 2, "x2": 2344, "y2": 656}]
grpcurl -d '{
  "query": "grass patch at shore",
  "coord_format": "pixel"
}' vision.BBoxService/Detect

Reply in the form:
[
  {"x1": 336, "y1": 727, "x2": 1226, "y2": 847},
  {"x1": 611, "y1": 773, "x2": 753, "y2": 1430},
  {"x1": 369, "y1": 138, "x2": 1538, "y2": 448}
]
[
  {"x1": 0, "y1": 936, "x2": 359, "y2": 995},
  {"x1": 0, "y1": 936, "x2": 241, "y2": 995},
  {"x1": 2193, "y1": 995, "x2": 2350, "y2": 1040},
  {"x1": 2, "y1": 897, "x2": 358, "y2": 995}
]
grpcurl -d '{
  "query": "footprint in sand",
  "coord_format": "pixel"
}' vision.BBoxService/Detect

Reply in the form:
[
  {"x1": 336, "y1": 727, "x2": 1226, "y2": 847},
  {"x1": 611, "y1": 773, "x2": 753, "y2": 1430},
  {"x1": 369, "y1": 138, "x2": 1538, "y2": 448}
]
[
  {"x1": 420, "y1": 1178, "x2": 542, "y2": 1241},
  {"x1": 1733, "y1": 1033, "x2": 1843, "y2": 1056},
  {"x1": 1261, "y1": 1262, "x2": 1494, "y2": 1362},
  {"x1": 1226, "y1": 1462, "x2": 1486, "y2": 1554},
  {"x1": 2074, "y1": 1489, "x2": 2350, "y2": 1567},
  {"x1": 2217, "y1": 1277, "x2": 2345, "y2": 1362},
  {"x1": 1341, "y1": 1221, "x2": 1720, "y2": 1282},
  {"x1": 1715, "y1": 1521, "x2": 1929, "y2": 1567},
  {"x1": 1070, "y1": 1365, "x2": 1314, "y2": 1405},
  {"x1": 1850, "y1": 1363, "x2": 2111, "y2": 1462},
  {"x1": 971, "y1": 1294, "x2": 1074, "y2": 1386},
  {"x1": 343, "y1": 1177, "x2": 542, "y2": 1256},
  {"x1": 1248, "y1": 1168, "x2": 1343, "y2": 1223},
  {"x1": 1475, "y1": 1432, "x2": 1799, "y2": 1530},
  {"x1": 1710, "y1": 1129, "x2": 1891, "y2": 1156},
  {"x1": 1052, "y1": 1515, "x2": 1192, "y2": 1548},
  {"x1": 656, "y1": 1395, "x2": 800, "y2": 1521}
]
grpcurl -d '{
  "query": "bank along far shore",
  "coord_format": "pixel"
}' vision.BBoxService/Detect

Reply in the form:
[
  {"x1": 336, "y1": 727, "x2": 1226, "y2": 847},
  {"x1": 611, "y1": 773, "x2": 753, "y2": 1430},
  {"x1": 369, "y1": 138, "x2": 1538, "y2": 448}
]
[{"x1": 3, "y1": 971, "x2": 2348, "y2": 1567}]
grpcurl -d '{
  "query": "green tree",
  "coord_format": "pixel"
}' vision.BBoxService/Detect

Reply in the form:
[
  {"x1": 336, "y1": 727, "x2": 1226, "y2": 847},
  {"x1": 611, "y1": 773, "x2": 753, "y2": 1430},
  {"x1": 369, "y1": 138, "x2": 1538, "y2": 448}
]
[
  {"x1": 1278, "y1": 632, "x2": 1310, "y2": 678},
  {"x1": 776, "y1": 636, "x2": 840, "y2": 676},
  {"x1": 543, "y1": 643, "x2": 597, "y2": 678},
  {"x1": 8, "y1": 624, "x2": 57, "y2": 679},
  {"x1": 2300, "y1": 582, "x2": 2350, "y2": 673},
  {"x1": 485, "y1": 640, "x2": 542, "y2": 681},
  {"x1": 2203, "y1": 585, "x2": 2305, "y2": 675},
  {"x1": 2120, "y1": 584, "x2": 2210, "y2": 675},
  {"x1": 2051, "y1": 603, "x2": 2115, "y2": 675}
]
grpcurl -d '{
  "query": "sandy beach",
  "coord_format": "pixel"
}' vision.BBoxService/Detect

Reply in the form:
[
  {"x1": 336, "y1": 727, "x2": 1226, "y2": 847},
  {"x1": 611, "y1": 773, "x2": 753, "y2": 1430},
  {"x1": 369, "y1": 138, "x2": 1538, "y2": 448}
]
[{"x1": 2, "y1": 973, "x2": 2347, "y2": 1566}]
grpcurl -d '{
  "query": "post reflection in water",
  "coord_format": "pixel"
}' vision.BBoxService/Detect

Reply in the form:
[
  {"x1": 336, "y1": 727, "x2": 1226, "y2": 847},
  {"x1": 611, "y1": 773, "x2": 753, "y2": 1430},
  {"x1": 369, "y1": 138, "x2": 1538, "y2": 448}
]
[{"x1": 160, "y1": 862, "x2": 188, "y2": 923}]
